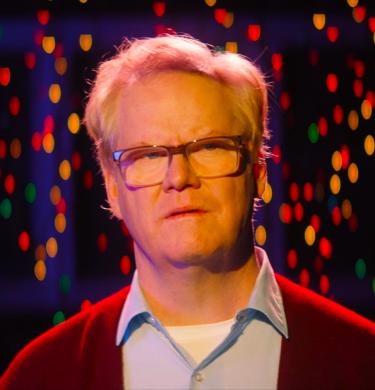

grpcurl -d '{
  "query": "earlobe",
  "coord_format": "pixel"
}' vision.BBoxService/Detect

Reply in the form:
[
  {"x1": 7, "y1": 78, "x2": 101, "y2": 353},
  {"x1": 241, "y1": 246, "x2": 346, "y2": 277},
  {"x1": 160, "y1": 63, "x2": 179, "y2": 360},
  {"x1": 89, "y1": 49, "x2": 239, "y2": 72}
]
[{"x1": 252, "y1": 163, "x2": 267, "y2": 198}]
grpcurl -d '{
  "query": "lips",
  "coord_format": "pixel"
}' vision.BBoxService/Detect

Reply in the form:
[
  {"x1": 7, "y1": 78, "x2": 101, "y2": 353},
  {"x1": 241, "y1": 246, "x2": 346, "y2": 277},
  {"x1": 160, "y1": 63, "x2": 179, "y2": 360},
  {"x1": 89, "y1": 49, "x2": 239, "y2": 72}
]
[{"x1": 165, "y1": 207, "x2": 206, "y2": 219}]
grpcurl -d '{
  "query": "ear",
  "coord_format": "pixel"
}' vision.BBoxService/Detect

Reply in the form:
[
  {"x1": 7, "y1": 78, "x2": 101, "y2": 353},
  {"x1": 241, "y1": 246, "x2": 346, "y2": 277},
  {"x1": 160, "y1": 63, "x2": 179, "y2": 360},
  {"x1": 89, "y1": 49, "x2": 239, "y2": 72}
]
[
  {"x1": 252, "y1": 162, "x2": 267, "y2": 198},
  {"x1": 103, "y1": 169, "x2": 122, "y2": 219}
]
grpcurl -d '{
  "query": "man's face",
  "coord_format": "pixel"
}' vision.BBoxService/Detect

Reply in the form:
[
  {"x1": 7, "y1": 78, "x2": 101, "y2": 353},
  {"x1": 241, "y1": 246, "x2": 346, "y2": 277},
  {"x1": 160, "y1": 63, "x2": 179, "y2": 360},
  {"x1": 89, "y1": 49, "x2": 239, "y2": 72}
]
[{"x1": 110, "y1": 71, "x2": 258, "y2": 270}]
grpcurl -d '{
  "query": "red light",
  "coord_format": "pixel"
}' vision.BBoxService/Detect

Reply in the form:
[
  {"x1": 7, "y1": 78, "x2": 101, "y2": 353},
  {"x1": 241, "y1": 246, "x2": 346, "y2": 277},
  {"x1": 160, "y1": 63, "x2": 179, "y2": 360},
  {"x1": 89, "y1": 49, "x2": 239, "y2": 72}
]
[
  {"x1": 280, "y1": 203, "x2": 293, "y2": 224},
  {"x1": 318, "y1": 117, "x2": 328, "y2": 136},
  {"x1": 153, "y1": 1, "x2": 166, "y2": 17},
  {"x1": 272, "y1": 144, "x2": 281, "y2": 164},
  {"x1": 326, "y1": 73, "x2": 338, "y2": 93},
  {"x1": 280, "y1": 91, "x2": 290, "y2": 110},
  {"x1": 97, "y1": 233, "x2": 108, "y2": 252},
  {"x1": 353, "y1": 60, "x2": 365, "y2": 78},
  {"x1": 331, "y1": 206, "x2": 342, "y2": 226},
  {"x1": 289, "y1": 182, "x2": 299, "y2": 202},
  {"x1": 319, "y1": 275, "x2": 330, "y2": 294},
  {"x1": 25, "y1": 52, "x2": 36, "y2": 70},
  {"x1": 348, "y1": 213, "x2": 358, "y2": 232},
  {"x1": 31, "y1": 132, "x2": 42, "y2": 151},
  {"x1": 44, "y1": 115, "x2": 54, "y2": 134},
  {"x1": 56, "y1": 197, "x2": 67, "y2": 214},
  {"x1": 353, "y1": 6, "x2": 366, "y2": 23},
  {"x1": 120, "y1": 255, "x2": 132, "y2": 275},
  {"x1": 83, "y1": 170, "x2": 94, "y2": 190},
  {"x1": 303, "y1": 182, "x2": 313, "y2": 202},
  {"x1": 71, "y1": 151, "x2": 82, "y2": 171},
  {"x1": 36, "y1": 9, "x2": 50, "y2": 25},
  {"x1": 287, "y1": 249, "x2": 298, "y2": 269},
  {"x1": 299, "y1": 269, "x2": 310, "y2": 287},
  {"x1": 0, "y1": 139, "x2": 6, "y2": 159},
  {"x1": 214, "y1": 8, "x2": 227, "y2": 24},
  {"x1": 0, "y1": 67, "x2": 11, "y2": 86},
  {"x1": 271, "y1": 53, "x2": 283, "y2": 72},
  {"x1": 365, "y1": 91, "x2": 375, "y2": 108},
  {"x1": 4, "y1": 174, "x2": 15, "y2": 194},
  {"x1": 310, "y1": 214, "x2": 320, "y2": 232},
  {"x1": 247, "y1": 24, "x2": 261, "y2": 41},
  {"x1": 314, "y1": 256, "x2": 324, "y2": 274},
  {"x1": 333, "y1": 104, "x2": 343, "y2": 125},
  {"x1": 34, "y1": 29, "x2": 44, "y2": 46},
  {"x1": 340, "y1": 144, "x2": 350, "y2": 169},
  {"x1": 294, "y1": 202, "x2": 304, "y2": 222},
  {"x1": 326, "y1": 26, "x2": 339, "y2": 42},
  {"x1": 319, "y1": 237, "x2": 332, "y2": 259},
  {"x1": 369, "y1": 17, "x2": 375, "y2": 32},
  {"x1": 18, "y1": 231, "x2": 30, "y2": 252},
  {"x1": 9, "y1": 96, "x2": 20, "y2": 116},
  {"x1": 154, "y1": 24, "x2": 175, "y2": 36},
  {"x1": 308, "y1": 49, "x2": 319, "y2": 66},
  {"x1": 353, "y1": 79, "x2": 363, "y2": 97},
  {"x1": 120, "y1": 220, "x2": 129, "y2": 236}
]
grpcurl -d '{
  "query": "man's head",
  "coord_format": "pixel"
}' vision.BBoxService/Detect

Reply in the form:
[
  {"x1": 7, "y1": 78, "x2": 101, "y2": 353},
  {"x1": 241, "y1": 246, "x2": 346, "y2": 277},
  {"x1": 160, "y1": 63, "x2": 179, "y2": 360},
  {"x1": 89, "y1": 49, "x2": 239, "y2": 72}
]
[{"x1": 84, "y1": 35, "x2": 269, "y2": 270}]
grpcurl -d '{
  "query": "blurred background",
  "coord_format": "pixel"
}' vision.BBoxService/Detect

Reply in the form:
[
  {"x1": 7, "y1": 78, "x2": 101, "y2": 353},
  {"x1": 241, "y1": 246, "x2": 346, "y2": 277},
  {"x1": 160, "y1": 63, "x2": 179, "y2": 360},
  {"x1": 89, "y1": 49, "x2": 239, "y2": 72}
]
[{"x1": 0, "y1": 0, "x2": 374, "y2": 374}]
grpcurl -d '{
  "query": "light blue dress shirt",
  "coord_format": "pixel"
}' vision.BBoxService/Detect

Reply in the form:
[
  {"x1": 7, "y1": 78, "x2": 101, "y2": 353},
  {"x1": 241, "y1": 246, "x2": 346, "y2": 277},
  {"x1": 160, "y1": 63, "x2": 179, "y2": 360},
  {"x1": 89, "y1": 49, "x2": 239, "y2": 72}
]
[{"x1": 116, "y1": 247, "x2": 288, "y2": 389}]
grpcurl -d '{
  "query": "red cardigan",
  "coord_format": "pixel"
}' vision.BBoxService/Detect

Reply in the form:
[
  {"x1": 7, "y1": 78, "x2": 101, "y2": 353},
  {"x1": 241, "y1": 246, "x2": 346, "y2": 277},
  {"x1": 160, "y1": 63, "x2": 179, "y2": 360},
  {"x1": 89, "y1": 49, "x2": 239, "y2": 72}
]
[{"x1": 1, "y1": 274, "x2": 375, "y2": 390}]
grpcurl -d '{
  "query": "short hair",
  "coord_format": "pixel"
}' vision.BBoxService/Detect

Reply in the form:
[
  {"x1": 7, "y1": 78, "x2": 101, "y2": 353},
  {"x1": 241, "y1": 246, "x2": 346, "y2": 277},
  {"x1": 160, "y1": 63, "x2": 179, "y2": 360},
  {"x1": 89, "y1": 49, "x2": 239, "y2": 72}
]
[{"x1": 84, "y1": 34, "x2": 270, "y2": 175}]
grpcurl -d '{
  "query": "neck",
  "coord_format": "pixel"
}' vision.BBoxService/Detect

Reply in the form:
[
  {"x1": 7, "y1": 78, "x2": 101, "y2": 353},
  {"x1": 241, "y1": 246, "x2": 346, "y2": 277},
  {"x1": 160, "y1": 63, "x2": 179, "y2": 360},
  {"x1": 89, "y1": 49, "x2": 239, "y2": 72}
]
[{"x1": 135, "y1": 246, "x2": 259, "y2": 326}]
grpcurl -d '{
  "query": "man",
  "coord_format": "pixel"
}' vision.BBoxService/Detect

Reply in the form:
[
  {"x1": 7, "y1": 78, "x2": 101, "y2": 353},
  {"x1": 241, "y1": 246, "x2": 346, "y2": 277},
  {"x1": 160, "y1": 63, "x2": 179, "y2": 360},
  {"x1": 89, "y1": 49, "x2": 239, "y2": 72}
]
[{"x1": 1, "y1": 34, "x2": 374, "y2": 390}]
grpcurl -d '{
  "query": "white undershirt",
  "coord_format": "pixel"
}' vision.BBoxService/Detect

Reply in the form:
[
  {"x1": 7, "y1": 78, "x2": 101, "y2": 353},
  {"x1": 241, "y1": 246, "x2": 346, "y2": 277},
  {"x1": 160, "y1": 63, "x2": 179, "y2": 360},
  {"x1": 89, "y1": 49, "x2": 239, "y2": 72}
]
[{"x1": 166, "y1": 318, "x2": 235, "y2": 364}]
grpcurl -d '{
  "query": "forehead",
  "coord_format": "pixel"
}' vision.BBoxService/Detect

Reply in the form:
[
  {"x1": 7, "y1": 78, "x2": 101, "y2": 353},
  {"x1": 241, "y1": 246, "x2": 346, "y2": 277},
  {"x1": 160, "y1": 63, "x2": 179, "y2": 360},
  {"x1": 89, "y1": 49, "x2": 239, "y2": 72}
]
[{"x1": 115, "y1": 71, "x2": 244, "y2": 147}]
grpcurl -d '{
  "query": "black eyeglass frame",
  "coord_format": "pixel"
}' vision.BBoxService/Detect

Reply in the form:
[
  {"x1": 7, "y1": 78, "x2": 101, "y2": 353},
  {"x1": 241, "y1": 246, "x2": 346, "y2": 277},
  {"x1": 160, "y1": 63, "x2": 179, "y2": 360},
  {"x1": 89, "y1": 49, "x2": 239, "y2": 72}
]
[{"x1": 112, "y1": 134, "x2": 250, "y2": 187}]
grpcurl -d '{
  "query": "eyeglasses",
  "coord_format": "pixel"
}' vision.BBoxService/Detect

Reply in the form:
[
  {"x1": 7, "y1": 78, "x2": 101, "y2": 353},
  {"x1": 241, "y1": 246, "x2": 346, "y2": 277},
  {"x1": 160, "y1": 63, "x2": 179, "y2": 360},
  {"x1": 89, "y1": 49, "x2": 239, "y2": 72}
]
[{"x1": 112, "y1": 135, "x2": 249, "y2": 188}]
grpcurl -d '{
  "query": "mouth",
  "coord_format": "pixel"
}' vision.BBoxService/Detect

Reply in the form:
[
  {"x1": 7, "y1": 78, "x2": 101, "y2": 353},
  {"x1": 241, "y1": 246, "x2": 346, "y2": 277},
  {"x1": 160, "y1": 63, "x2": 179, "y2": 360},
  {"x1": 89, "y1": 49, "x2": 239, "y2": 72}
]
[{"x1": 165, "y1": 208, "x2": 206, "y2": 219}]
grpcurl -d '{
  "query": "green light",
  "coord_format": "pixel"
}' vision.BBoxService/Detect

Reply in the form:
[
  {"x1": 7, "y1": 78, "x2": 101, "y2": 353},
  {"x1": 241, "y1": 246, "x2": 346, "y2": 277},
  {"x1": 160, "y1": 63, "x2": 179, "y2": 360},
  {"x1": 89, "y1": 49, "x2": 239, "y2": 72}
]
[
  {"x1": 25, "y1": 183, "x2": 36, "y2": 203},
  {"x1": 214, "y1": 45, "x2": 225, "y2": 52},
  {"x1": 53, "y1": 311, "x2": 65, "y2": 325},
  {"x1": 355, "y1": 258, "x2": 366, "y2": 279},
  {"x1": 59, "y1": 274, "x2": 71, "y2": 294},
  {"x1": 308, "y1": 123, "x2": 319, "y2": 143},
  {"x1": 372, "y1": 277, "x2": 375, "y2": 294},
  {"x1": 0, "y1": 198, "x2": 12, "y2": 219}
]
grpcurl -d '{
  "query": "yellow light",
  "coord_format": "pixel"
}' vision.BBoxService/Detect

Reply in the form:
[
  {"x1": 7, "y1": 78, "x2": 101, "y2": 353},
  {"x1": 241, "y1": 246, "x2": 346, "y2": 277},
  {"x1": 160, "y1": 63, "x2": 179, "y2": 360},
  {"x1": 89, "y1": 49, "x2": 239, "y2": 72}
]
[
  {"x1": 79, "y1": 0, "x2": 89, "y2": 3},
  {"x1": 46, "y1": 237, "x2": 58, "y2": 258},
  {"x1": 255, "y1": 225, "x2": 266, "y2": 246},
  {"x1": 304, "y1": 225, "x2": 315, "y2": 246},
  {"x1": 341, "y1": 199, "x2": 352, "y2": 220},
  {"x1": 42, "y1": 36, "x2": 56, "y2": 54},
  {"x1": 262, "y1": 182, "x2": 273, "y2": 204},
  {"x1": 79, "y1": 34, "x2": 93, "y2": 51},
  {"x1": 347, "y1": 0, "x2": 358, "y2": 7},
  {"x1": 225, "y1": 41, "x2": 238, "y2": 53},
  {"x1": 67, "y1": 112, "x2": 80, "y2": 134},
  {"x1": 331, "y1": 150, "x2": 342, "y2": 171},
  {"x1": 348, "y1": 162, "x2": 359, "y2": 183},
  {"x1": 55, "y1": 57, "x2": 67, "y2": 76},
  {"x1": 55, "y1": 213, "x2": 66, "y2": 233},
  {"x1": 10, "y1": 138, "x2": 22, "y2": 159},
  {"x1": 34, "y1": 260, "x2": 46, "y2": 281},
  {"x1": 330, "y1": 174, "x2": 341, "y2": 194},
  {"x1": 361, "y1": 99, "x2": 372, "y2": 120},
  {"x1": 223, "y1": 12, "x2": 234, "y2": 28},
  {"x1": 50, "y1": 185, "x2": 61, "y2": 205},
  {"x1": 42, "y1": 133, "x2": 55, "y2": 154},
  {"x1": 204, "y1": 0, "x2": 216, "y2": 6},
  {"x1": 313, "y1": 14, "x2": 326, "y2": 30},
  {"x1": 364, "y1": 134, "x2": 375, "y2": 156},
  {"x1": 59, "y1": 160, "x2": 71, "y2": 181},
  {"x1": 35, "y1": 244, "x2": 46, "y2": 261},
  {"x1": 348, "y1": 110, "x2": 359, "y2": 130},
  {"x1": 49, "y1": 83, "x2": 61, "y2": 103}
]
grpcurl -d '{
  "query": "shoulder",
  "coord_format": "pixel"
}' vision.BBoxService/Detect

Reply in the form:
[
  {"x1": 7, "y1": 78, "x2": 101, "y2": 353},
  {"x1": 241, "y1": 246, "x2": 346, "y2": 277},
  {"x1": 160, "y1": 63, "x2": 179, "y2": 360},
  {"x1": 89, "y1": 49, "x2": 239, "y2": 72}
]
[
  {"x1": 276, "y1": 273, "x2": 375, "y2": 335},
  {"x1": 0, "y1": 286, "x2": 129, "y2": 390}
]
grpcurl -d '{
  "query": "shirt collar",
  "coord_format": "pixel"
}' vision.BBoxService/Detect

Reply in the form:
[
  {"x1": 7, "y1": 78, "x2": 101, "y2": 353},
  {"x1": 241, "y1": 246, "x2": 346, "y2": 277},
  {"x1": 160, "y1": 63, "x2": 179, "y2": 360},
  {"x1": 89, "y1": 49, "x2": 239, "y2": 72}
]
[{"x1": 116, "y1": 247, "x2": 288, "y2": 346}]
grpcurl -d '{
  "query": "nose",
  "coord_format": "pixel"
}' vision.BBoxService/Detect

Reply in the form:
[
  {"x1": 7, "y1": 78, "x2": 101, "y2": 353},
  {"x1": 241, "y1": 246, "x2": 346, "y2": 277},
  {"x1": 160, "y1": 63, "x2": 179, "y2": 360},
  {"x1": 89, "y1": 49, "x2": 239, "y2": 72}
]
[{"x1": 162, "y1": 154, "x2": 200, "y2": 192}]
